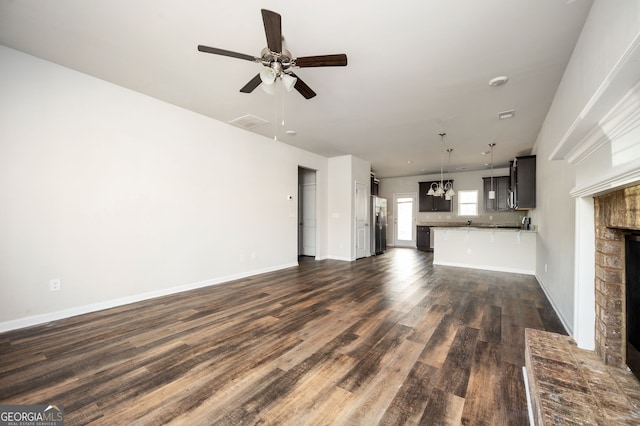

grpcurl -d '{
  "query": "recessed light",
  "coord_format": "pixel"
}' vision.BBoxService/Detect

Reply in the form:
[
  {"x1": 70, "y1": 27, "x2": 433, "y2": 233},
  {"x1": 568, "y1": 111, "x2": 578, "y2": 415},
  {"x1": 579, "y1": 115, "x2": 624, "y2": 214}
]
[
  {"x1": 481, "y1": 151, "x2": 490, "y2": 155},
  {"x1": 498, "y1": 109, "x2": 516, "y2": 120},
  {"x1": 407, "y1": 160, "x2": 413, "y2": 164},
  {"x1": 489, "y1": 76, "x2": 509, "y2": 87},
  {"x1": 285, "y1": 130, "x2": 297, "y2": 136}
]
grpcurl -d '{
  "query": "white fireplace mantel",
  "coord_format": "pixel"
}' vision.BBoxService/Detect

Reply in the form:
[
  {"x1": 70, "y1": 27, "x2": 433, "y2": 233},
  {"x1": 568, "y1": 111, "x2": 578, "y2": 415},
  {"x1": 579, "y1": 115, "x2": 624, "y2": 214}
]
[
  {"x1": 561, "y1": 64, "x2": 640, "y2": 350},
  {"x1": 550, "y1": 32, "x2": 640, "y2": 164},
  {"x1": 569, "y1": 80, "x2": 640, "y2": 198}
]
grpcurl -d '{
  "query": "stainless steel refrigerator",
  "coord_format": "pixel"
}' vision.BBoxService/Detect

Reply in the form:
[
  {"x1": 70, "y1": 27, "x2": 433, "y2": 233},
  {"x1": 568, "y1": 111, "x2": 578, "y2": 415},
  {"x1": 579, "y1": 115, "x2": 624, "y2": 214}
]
[{"x1": 370, "y1": 196, "x2": 387, "y2": 255}]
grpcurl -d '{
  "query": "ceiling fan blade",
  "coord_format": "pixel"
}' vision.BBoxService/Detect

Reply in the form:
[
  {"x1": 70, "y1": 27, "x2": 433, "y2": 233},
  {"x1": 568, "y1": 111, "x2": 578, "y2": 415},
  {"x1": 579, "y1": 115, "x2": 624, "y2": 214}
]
[
  {"x1": 197, "y1": 45, "x2": 257, "y2": 62},
  {"x1": 289, "y1": 73, "x2": 316, "y2": 99},
  {"x1": 295, "y1": 54, "x2": 348, "y2": 67},
  {"x1": 240, "y1": 74, "x2": 262, "y2": 93},
  {"x1": 261, "y1": 9, "x2": 282, "y2": 53}
]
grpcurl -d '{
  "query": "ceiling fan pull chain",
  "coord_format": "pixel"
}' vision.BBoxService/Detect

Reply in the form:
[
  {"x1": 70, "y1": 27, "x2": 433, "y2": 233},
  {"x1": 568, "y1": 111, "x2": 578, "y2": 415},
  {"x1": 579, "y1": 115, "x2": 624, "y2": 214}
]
[
  {"x1": 274, "y1": 87, "x2": 278, "y2": 141},
  {"x1": 282, "y1": 86, "x2": 286, "y2": 127}
]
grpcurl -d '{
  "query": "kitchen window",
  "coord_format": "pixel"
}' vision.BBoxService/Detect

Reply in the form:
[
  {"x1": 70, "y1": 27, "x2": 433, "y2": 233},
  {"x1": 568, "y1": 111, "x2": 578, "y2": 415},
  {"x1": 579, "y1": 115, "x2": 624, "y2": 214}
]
[{"x1": 458, "y1": 190, "x2": 478, "y2": 216}]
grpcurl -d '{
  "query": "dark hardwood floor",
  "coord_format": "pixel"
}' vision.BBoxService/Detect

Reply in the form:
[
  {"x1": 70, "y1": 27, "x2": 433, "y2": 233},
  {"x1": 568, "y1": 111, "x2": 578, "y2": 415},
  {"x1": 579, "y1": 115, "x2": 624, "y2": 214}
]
[{"x1": 0, "y1": 248, "x2": 565, "y2": 425}]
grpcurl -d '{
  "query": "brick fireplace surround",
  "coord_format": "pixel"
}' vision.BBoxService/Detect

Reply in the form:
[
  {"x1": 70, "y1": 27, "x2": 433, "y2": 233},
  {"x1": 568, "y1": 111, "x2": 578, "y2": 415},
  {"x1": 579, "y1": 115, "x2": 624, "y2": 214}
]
[{"x1": 594, "y1": 184, "x2": 640, "y2": 367}]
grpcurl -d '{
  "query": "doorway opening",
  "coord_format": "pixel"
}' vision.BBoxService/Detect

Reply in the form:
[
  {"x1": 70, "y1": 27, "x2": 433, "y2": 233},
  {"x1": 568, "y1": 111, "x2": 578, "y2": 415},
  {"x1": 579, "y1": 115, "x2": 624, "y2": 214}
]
[
  {"x1": 393, "y1": 193, "x2": 417, "y2": 247},
  {"x1": 298, "y1": 167, "x2": 317, "y2": 258}
]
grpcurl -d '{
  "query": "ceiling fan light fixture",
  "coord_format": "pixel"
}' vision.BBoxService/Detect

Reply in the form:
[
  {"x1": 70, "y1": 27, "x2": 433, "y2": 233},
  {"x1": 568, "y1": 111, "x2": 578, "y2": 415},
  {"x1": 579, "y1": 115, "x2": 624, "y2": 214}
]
[
  {"x1": 260, "y1": 66, "x2": 277, "y2": 84},
  {"x1": 282, "y1": 73, "x2": 297, "y2": 92},
  {"x1": 198, "y1": 9, "x2": 346, "y2": 100},
  {"x1": 261, "y1": 82, "x2": 276, "y2": 94}
]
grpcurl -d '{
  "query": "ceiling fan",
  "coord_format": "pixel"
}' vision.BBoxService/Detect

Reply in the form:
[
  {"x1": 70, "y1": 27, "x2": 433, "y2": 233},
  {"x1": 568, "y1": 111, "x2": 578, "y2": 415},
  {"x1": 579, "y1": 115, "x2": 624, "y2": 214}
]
[{"x1": 197, "y1": 9, "x2": 347, "y2": 99}]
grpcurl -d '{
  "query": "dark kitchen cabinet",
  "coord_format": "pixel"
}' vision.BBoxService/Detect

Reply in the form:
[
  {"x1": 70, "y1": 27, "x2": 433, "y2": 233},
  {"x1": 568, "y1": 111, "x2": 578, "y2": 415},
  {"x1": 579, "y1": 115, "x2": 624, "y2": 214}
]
[
  {"x1": 419, "y1": 181, "x2": 453, "y2": 212},
  {"x1": 483, "y1": 176, "x2": 510, "y2": 211},
  {"x1": 417, "y1": 226, "x2": 431, "y2": 251},
  {"x1": 509, "y1": 155, "x2": 536, "y2": 210},
  {"x1": 370, "y1": 173, "x2": 379, "y2": 196}
]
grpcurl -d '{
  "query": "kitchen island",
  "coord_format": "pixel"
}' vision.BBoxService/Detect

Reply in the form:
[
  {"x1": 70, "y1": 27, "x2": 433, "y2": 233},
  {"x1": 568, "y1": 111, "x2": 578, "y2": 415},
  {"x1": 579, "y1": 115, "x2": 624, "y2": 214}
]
[{"x1": 431, "y1": 226, "x2": 536, "y2": 275}]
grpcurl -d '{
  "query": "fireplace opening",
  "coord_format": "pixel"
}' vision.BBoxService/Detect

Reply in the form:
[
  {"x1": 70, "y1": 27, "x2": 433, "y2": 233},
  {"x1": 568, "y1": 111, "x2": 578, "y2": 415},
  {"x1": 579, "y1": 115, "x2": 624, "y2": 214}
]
[{"x1": 626, "y1": 233, "x2": 640, "y2": 380}]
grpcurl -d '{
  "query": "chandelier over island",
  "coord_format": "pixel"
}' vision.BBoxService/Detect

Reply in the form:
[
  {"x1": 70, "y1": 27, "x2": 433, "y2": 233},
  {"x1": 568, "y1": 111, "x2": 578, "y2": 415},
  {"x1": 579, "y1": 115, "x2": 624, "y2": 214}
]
[{"x1": 427, "y1": 133, "x2": 455, "y2": 200}]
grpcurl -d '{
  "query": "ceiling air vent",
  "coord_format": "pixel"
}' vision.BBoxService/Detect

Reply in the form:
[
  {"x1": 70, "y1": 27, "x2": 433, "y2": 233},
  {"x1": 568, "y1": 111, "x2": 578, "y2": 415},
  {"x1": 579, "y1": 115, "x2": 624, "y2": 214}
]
[{"x1": 228, "y1": 114, "x2": 269, "y2": 129}]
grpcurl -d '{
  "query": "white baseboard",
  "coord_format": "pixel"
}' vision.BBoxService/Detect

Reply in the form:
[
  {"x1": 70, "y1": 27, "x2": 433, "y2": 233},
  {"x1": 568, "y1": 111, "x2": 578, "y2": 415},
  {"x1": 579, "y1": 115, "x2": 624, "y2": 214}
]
[
  {"x1": 0, "y1": 262, "x2": 298, "y2": 333},
  {"x1": 535, "y1": 274, "x2": 573, "y2": 336},
  {"x1": 326, "y1": 255, "x2": 353, "y2": 262}
]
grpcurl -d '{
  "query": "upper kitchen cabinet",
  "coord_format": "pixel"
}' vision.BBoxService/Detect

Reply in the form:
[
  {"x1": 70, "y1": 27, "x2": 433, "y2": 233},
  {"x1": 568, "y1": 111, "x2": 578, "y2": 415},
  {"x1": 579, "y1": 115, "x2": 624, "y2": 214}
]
[
  {"x1": 509, "y1": 155, "x2": 536, "y2": 210},
  {"x1": 370, "y1": 173, "x2": 379, "y2": 196},
  {"x1": 483, "y1": 176, "x2": 510, "y2": 211},
  {"x1": 419, "y1": 181, "x2": 453, "y2": 212}
]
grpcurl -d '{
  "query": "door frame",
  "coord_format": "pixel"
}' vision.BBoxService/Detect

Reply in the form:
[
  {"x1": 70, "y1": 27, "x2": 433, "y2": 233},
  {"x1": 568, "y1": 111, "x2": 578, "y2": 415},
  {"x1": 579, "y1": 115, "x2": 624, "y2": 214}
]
[
  {"x1": 393, "y1": 192, "x2": 418, "y2": 247},
  {"x1": 298, "y1": 167, "x2": 318, "y2": 258},
  {"x1": 354, "y1": 180, "x2": 369, "y2": 259}
]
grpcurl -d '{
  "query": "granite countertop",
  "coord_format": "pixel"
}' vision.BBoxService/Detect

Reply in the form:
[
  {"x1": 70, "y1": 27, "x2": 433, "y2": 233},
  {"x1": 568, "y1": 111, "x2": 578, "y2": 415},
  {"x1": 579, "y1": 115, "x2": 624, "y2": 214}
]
[
  {"x1": 430, "y1": 226, "x2": 537, "y2": 233},
  {"x1": 417, "y1": 222, "x2": 468, "y2": 227},
  {"x1": 419, "y1": 222, "x2": 536, "y2": 232}
]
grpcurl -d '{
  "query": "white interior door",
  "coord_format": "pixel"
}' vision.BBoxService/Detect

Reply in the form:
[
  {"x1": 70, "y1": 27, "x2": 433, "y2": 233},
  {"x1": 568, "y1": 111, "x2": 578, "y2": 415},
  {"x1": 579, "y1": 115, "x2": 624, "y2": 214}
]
[
  {"x1": 394, "y1": 193, "x2": 417, "y2": 247},
  {"x1": 355, "y1": 181, "x2": 369, "y2": 259},
  {"x1": 301, "y1": 183, "x2": 316, "y2": 256}
]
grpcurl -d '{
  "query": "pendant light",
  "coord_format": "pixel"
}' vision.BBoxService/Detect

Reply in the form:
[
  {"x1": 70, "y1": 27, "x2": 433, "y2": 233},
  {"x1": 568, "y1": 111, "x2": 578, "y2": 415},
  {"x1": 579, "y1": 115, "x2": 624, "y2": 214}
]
[
  {"x1": 428, "y1": 133, "x2": 454, "y2": 198},
  {"x1": 488, "y1": 143, "x2": 496, "y2": 200},
  {"x1": 445, "y1": 148, "x2": 455, "y2": 200}
]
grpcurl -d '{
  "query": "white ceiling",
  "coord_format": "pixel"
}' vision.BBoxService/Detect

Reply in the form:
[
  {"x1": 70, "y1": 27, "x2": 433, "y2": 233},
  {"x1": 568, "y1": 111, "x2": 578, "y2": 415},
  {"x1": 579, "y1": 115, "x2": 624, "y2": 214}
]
[{"x1": 0, "y1": 0, "x2": 593, "y2": 178}]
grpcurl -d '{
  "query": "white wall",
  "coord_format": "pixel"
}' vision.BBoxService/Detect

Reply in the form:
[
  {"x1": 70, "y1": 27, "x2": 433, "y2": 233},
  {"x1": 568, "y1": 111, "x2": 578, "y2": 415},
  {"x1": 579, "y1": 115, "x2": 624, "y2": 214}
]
[
  {"x1": 530, "y1": 0, "x2": 640, "y2": 335},
  {"x1": 0, "y1": 46, "x2": 333, "y2": 329},
  {"x1": 326, "y1": 155, "x2": 371, "y2": 261},
  {"x1": 327, "y1": 156, "x2": 352, "y2": 261}
]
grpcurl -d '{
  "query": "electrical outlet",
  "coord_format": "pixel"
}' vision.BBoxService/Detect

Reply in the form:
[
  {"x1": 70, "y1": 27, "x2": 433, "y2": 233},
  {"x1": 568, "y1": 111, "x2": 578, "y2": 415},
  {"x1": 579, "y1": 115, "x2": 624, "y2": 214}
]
[
  {"x1": 544, "y1": 264, "x2": 548, "y2": 273},
  {"x1": 49, "y1": 279, "x2": 61, "y2": 291}
]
